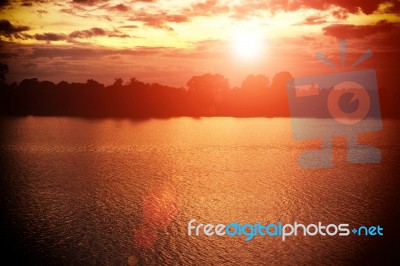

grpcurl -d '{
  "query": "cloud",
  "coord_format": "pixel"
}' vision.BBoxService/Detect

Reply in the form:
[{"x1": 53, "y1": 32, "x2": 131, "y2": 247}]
[
  {"x1": 5, "y1": 26, "x2": 129, "y2": 45},
  {"x1": 130, "y1": 12, "x2": 190, "y2": 30},
  {"x1": 331, "y1": 8, "x2": 349, "y2": 20},
  {"x1": 22, "y1": 62, "x2": 37, "y2": 69},
  {"x1": 72, "y1": 0, "x2": 155, "y2": 8},
  {"x1": 192, "y1": 0, "x2": 219, "y2": 12},
  {"x1": 0, "y1": 20, "x2": 30, "y2": 39},
  {"x1": 28, "y1": 46, "x2": 167, "y2": 59},
  {"x1": 194, "y1": 39, "x2": 225, "y2": 51},
  {"x1": 32, "y1": 27, "x2": 130, "y2": 43},
  {"x1": 323, "y1": 20, "x2": 400, "y2": 39},
  {"x1": 106, "y1": 3, "x2": 130, "y2": 12},
  {"x1": 69, "y1": 27, "x2": 106, "y2": 38},
  {"x1": 59, "y1": 7, "x2": 91, "y2": 18},
  {"x1": 35, "y1": 32, "x2": 67, "y2": 41},
  {"x1": 119, "y1": 25, "x2": 138, "y2": 29},
  {"x1": 190, "y1": 0, "x2": 230, "y2": 16},
  {"x1": 232, "y1": 0, "x2": 400, "y2": 18},
  {"x1": 0, "y1": 51, "x2": 18, "y2": 58},
  {"x1": 36, "y1": 9, "x2": 49, "y2": 18},
  {"x1": 72, "y1": 0, "x2": 107, "y2": 5},
  {"x1": 36, "y1": 9, "x2": 48, "y2": 14},
  {"x1": 69, "y1": 27, "x2": 129, "y2": 38},
  {"x1": 20, "y1": 0, "x2": 52, "y2": 7},
  {"x1": 231, "y1": 2, "x2": 270, "y2": 19},
  {"x1": 0, "y1": 0, "x2": 10, "y2": 9},
  {"x1": 296, "y1": 15, "x2": 327, "y2": 25}
]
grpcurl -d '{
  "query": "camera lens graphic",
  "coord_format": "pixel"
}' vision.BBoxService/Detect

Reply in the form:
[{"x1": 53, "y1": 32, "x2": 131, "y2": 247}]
[{"x1": 327, "y1": 81, "x2": 371, "y2": 125}]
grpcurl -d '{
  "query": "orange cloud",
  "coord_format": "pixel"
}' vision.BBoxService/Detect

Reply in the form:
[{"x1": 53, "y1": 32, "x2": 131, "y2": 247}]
[{"x1": 323, "y1": 20, "x2": 400, "y2": 39}]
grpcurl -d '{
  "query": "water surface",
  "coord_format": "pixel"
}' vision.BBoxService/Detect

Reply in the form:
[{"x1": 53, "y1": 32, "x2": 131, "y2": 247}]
[{"x1": 0, "y1": 117, "x2": 399, "y2": 265}]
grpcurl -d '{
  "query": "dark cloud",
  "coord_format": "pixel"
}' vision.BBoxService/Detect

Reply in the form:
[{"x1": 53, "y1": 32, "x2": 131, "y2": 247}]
[
  {"x1": 107, "y1": 31, "x2": 130, "y2": 38},
  {"x1": 73, "y1": 0, "x2": 108, "y2": 5},
  {"x1": 21, "y1": 0, "x2": 51, "y2": 7},
  {"x1": 0, "y1": 0, "x2": 10, "y2": 9},
  {"x1": 28, "y1": 27, "x2": 130, "y2": 43},
  {"x1": 69, "y1": 27, "x2": 129, "y2": 39},
  {"x1": 323, "y1": 20, "x2": 400, "y2": 39},
  {"x1": 0, "y1": 52, "x2": 17, "y2": 59},
  {"x1": 72, "y1": 0, "x2": 156, "y2": 15},
  {"x1": 69, "y1": 27, "x2": 106, "y2": 38},
  {"x1": 265, "y1": 0, "x2": 399, "y2": 14},
  {"x1": 71, "y1": 0, "x2": 156, "y2": 10},
  {"x1": 35, "y1": 32, "x2": 67, "y2": 41},
  {"x1": 0, "y1": 20, "x2": 30, "y2": 39},
  {"x1": 232, "y1": 0, "x2": 400, "y2": 19}
]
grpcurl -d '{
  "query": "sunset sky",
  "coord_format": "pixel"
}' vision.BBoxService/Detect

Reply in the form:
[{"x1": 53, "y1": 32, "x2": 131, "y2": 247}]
[{"x1": 0, "y1": 0, "x2": 399, "y2": 88}]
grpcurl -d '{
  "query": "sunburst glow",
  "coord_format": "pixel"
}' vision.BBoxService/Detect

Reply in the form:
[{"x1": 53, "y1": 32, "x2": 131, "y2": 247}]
[{"x1": 231, "y1": 28, "x2": 265, "y2": 60}]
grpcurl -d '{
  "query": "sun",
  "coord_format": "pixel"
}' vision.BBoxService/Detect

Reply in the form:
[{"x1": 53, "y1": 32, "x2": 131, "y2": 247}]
[{"x1": 231, "y1": 28, "x2": 264, "y2": 60}]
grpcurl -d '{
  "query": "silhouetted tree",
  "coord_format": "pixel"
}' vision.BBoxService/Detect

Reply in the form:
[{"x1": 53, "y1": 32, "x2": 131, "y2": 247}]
[
  {"x1": 57, "y1": 81, "x2": 69, "y2": 87},
  {"x1": 187, "y1": 73, "x2": 229, "y2": 95},
  {"x1": 269, "y1": 71, "x2": 292, "y2": 116},
  {"x1": 129, "y1": 77, "x2": 137, "y2": 85},
  {"x1": 40, "y1": 80, "x2": 55, "y2": 88},
  {"x1": 1, "y1": 70, "x2": 397, "y2": 118},
  {"x1": 19, "y1": 78, "x2": 40, "y2": 89},
  {"x1": 0, "y1": 63, "x2": 9, "y2": 83},
  {"x1": 242, "y1": 74, "x2": 270, "y2": 90},
  {"x1": 186, "y1": 73, "x2": 229, "y2": 115},
  {"x1": 113, "y1": 78, "x2": 123, "y2": 87},
  {"x1": 86, "y1": 79, "x2": 104, "y2": 89}
]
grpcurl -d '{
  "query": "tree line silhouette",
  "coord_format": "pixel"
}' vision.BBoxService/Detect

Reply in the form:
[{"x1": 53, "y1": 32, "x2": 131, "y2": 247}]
[{"x1": 0, "y1": 63, "x2": 398, "y2": 118}]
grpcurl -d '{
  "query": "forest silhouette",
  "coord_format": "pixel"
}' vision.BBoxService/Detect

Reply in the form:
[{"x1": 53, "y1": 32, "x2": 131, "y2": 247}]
[{"x1": 0, "y1": 63, "x2": 398, "y2": 118}]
